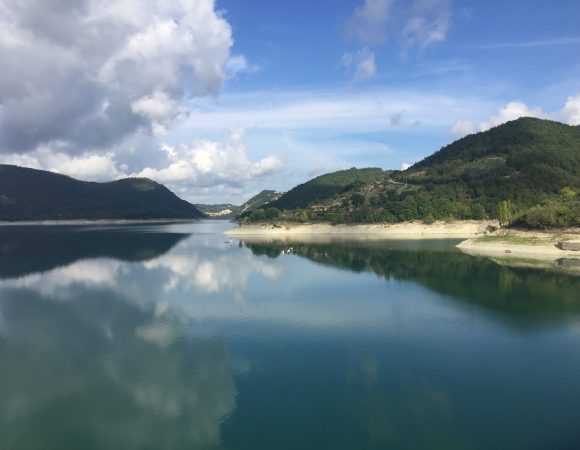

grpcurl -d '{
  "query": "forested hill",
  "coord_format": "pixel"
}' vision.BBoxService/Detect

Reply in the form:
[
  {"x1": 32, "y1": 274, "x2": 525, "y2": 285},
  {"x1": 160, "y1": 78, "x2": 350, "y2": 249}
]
[
  {"x1": 0, "y1": 165, "x2": 205, "y2": 221},
  {"x1": 405, "y1": 117, "x2": 580, "y2": 206},
  {"x1": 268, "y1": 168, "x2": 391, "y2": 210},
  {"x1": 244, "y1": 118, "x2": 580, "y2": 228}
]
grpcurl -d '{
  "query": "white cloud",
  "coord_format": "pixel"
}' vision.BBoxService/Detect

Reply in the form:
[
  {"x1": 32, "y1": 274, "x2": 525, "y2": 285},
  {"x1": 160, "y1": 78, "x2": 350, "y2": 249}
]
[
  {"x1": 0, "y1": 0, "x2": 234, "y2": 153},
  {"x1": 402, "y1": 0, "x2": 451, "y2": 50},
  {"x1": 346, "y1": 0, "x2": 393, "y2": 45},
  {"x1": 225, "y1": 54, "x2": 260, "y2": 78},
  {"x1": 135, "y1": 129, "x2": 282, "y2": 191},
  {"x1": 0, "y1": 145, "x2": 127, "y2": 181},
  {"x1": 346, "y1": 0, "x2": 451, "y2": 50},
  {"x1": 479, "y1": 101, "x2": 544, "y2": 131},
  {"x1": 181, "y1": 88, "x2": 493, "y2": 133},
  {"x1": 0, "y1": 129, "x2": 283, "y2": 201},
  {"x1": 561, "y1": 94, "x2": 580, "y2": 125},
  {"x1": 449, "y1": 120, "x2": 476, "y2": 137},
  {"x1": 449, "y1": 95, "x2": 580, "y2": 137},
  {"x1": 449, "y1": 101, "x2": 544, "y2": 137},
  {"x1": 341, "y1": 48, "x2": 377, "y2": 82},
  {"x1": 131, "y1": 91, "x2": 179, "y2": 122},
  {"x1": 401, "y1": 162, "x2": 411, "y2": 170},
  {"x1": 474, "y1": 36, "x2": 580, "y2": 49}
]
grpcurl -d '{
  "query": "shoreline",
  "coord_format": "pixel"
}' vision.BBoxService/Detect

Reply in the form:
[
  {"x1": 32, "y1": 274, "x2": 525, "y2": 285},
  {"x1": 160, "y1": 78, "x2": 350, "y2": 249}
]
[
  {"x1": 226, "y1": 222, "x2": 580, "y2": 268},
  {"x1": 225, "y1": 220, "x2": 496, "y2": 240},
  {"x1": 457, "y1": 229, "x2": 580, "y2": 262},
  {"x1": 0, "y1": 218, "x2": 202, "y2": 227}
]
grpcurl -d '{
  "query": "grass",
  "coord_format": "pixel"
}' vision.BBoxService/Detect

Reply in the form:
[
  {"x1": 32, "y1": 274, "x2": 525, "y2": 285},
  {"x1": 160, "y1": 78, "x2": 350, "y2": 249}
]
[{"x1": 474, "y1": 234, "x2": 557, "y2": 246}]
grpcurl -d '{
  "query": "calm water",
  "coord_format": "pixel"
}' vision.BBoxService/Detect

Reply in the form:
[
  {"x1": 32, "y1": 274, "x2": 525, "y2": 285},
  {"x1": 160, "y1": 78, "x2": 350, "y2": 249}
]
[{"x1": 1, "y1": 220, "x2": 580, "y2": 450}]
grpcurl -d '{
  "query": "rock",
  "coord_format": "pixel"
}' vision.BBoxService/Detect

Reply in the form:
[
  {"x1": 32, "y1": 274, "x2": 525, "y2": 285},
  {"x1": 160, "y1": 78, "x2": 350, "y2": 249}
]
[{"x1": 557, "y1": 240, "x2": 580, "y2": 251}]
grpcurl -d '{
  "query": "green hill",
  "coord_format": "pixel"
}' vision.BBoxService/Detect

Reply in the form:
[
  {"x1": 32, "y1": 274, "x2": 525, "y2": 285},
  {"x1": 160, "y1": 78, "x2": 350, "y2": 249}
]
[
  {"x1": 404, "y1": 117, "x2": 580, "y2": 209},
  {"x1": 269, "y1": 168, "x2": 391, "y2": 210},
  {"x1": 0, "y1": 165, "x2": 205, "y2": 221},
  {"x1": 244, "y1": 118, "x2": 580, "y2": 228}
]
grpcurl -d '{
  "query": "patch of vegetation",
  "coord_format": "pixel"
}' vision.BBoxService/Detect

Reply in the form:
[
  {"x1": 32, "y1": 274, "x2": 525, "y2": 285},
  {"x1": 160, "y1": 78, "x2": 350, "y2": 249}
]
[
  {"x1": 512, "y1": 188, "x2": 580, "y2": 229},
  {"x1": 474, "y1": 235, "x2": 556, "y2": 246},
  {"x1": 268, "y1": 168, "x2": 391, "y2": 210}
]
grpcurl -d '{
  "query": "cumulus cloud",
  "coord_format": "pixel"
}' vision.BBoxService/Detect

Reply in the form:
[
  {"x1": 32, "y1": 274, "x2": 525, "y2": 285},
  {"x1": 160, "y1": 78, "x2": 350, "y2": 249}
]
[
  {"x1": 346, "y1": 0, "x2": 393, "y2": 45},
  {"x1": 449, "y1": 95, "x2": 580, "y2": 137},
  {"x1": 341, "y1": 48, "x2": 377, "y2": 82},
  {"x1": 561, "y1": 94, "x2": 580, "y2": 125},
  {"x1": 0, "y1": 145, "x2": 127, "y2": 181},
  {"x1": 0, "y1": 127, "x2": 283, "y2": 194},
  {"x1": 135, "y1": 129, "x2": 282, "y2": 190},
  {"x1": 401, "y1": 162, "x2": 411, "y2": 170},
  {"x1": 131, "y1": 92, "x2": 179, "y2": 123},
  {"x1": 479, "y1": 101, "x2": 544, "y2": 131},
  {"x1": 0, "y1": 0, "x2": 233, "y2": 154},
  {"x1": 449, "y1": 120, "x2": 476, "y2": 137}
]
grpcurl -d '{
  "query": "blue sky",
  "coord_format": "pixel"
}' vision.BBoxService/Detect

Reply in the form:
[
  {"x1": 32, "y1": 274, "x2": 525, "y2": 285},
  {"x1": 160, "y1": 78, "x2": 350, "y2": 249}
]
[
  {"x1": 0, "y1": 0, "x2": 579, "y2": 203},
  {"x1": 179, "y1": 0, "x2": 580, "y2": 200}
]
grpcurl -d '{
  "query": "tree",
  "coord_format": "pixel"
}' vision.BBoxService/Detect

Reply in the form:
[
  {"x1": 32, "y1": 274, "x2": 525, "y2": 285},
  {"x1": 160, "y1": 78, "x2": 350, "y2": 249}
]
[
  {"x1": 249, "y1": 209, "x2": 266, "y2": 221},
  {"x1": 470, "y1": 203, "x2": 487, "y2": 220},
  {"x1": 264, "y1": 208, "x2": 280, "y2": 220},
  {"x1": 497, "y1": 200, "x2": 513, "y2": 227},
  {"x1": 351, "y1": 193, "x2": 365, "y2": 207}
]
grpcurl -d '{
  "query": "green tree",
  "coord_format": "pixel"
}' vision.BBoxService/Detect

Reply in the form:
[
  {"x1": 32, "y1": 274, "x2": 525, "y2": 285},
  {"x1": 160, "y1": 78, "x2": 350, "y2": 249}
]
[
  {"x1": 264, "y1": 208, "x2": 280, "y2": 220},
  {"x1": 249, "y1": 209, "x2": 266, "y2": 221},
  {"x1": 470, "y1": 203, "x2": 487, "y2": 220},
  {"x1": 497, "y1": 200, "x2": 513, "y2": 227},
  {"x1": 351, "y1": 193, "x2": 365, "y2": 207}
]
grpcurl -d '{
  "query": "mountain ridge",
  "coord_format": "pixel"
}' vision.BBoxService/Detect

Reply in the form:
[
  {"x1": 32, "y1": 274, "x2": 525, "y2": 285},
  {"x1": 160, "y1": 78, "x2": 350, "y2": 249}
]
[{"x1": 0, "y1": 165, "x2": 205, "y2": 221}]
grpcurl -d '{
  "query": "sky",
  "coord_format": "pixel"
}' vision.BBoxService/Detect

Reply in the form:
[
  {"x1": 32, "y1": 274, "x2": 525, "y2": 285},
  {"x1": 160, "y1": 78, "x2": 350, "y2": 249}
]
[{"x1": 0, "y1": 0, "x2": 579, "y2": 204}]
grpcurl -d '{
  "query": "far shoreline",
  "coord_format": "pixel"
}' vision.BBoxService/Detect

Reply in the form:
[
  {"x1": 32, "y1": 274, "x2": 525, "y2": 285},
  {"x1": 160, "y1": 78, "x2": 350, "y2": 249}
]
[
  {"x1": 225, "y1": 221, "x2": 580, "y2": 266},
  {"x1": 0, "y1": 218, "x2": 204, "y2": 227},
  {"x1": 224, "y1": 220, "x2": 496, "y2": 240}
]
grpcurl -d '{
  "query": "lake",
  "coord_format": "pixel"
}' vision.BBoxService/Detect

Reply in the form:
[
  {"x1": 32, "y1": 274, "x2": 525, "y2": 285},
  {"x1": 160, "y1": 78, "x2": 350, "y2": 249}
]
[{"x1": 1, "y1": 220, "x2": 580, "y2": 450}]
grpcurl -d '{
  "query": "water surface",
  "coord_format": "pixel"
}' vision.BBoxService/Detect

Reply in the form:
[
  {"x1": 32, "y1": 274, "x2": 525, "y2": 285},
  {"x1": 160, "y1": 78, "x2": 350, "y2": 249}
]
[{"x1": 1, "y1": 221, "x2": 580, "y2": 449}]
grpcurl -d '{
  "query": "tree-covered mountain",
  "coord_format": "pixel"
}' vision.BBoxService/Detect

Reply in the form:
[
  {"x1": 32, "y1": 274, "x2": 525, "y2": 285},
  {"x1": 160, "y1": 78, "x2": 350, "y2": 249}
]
[
  {"x1": 244, "y1": 118, "x2": 580, "y2": 228},
  {"x1": 268, "y1": 168, "x2": 391, "y2": 210},
  {"x1": 403, "y1": 117, "x2": 580, "y2": 210},
  {"x1": 0, "y1": 165, "x2": 205, "y2": 221}
]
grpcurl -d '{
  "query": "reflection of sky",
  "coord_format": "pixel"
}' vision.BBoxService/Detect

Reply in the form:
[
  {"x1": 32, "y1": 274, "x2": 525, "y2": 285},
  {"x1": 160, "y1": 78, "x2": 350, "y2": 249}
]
[{"x1": 0, "y1": 223, "x2": 245, "y2": 449}]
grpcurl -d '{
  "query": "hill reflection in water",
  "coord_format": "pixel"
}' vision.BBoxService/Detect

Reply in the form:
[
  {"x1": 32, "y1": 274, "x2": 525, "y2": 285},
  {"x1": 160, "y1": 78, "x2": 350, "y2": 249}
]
[
  {"x1": 243, "y1": 238, "x2": 580, "y2": 326},
  {"x1": 0, "y1": 224, "x2": 191, "y2": 279}
]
